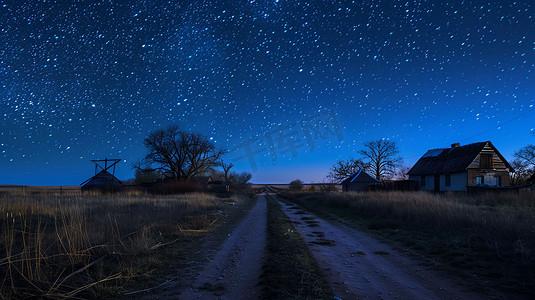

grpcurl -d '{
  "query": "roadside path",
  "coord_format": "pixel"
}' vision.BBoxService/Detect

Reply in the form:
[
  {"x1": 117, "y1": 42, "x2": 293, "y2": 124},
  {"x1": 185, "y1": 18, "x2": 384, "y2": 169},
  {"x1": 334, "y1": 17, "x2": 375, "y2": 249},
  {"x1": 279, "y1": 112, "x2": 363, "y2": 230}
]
[
  {"x1": 277, "y1": 197, "x2": 495, "y2": 300},
  {"x1": 179, "y1": 194, "x2": 267, "y2": 299}
]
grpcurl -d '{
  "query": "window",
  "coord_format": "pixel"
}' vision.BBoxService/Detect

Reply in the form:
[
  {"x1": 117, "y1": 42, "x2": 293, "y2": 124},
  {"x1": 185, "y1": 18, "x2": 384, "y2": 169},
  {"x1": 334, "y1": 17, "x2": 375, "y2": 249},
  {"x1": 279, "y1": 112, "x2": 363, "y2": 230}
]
[
  {"x1": 480, "y1": 154, "x2": 493, "y2": 169},
  {"x1": 421, "y1": 176, "x2": 426, "y2": 186},
  {"x1": 445, "y1": 174, "x2": 451, "y2": 186},
  {"x1": 476, "y1": 176, "x2": 484, "y2": 185},
  {"x1": 495, "y1": 176, "x2": 502, "y2": 186}
]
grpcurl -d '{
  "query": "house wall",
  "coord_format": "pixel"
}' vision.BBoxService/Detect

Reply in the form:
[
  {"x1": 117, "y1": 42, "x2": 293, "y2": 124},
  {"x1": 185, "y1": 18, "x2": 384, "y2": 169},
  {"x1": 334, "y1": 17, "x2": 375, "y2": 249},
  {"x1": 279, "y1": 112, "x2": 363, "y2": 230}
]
[
  {"x1": 412, "y1": 170, "x2": 512, "y2": 191},
  {"x1": 465, "y1": 143, "x2": 512, "y2": 186},
  {"x1": 466, "y1": 169, "x2": 511, "y2": 186},
  {"x1": 467, "y1": 143, "x2": 510, "y2": 171},
  {"x1": 410, "y1": 173, "x2": 468, "y2": 192},
  {"x1": 409, "y1": 175, "x2": 432, "y2": 191},
  {"x1": 344, "y1": 182, "x2": 371, "y2": 192},
  {"x1": 440, "y1": 173, "x2": 467, "y2": 191}
]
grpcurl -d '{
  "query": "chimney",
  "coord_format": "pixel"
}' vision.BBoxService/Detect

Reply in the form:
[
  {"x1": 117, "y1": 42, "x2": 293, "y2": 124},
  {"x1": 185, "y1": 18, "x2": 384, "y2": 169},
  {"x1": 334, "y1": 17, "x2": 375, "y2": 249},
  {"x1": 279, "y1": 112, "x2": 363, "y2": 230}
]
[{"x1": 451, "y1": 143, "x2": 460, "y2": 148}]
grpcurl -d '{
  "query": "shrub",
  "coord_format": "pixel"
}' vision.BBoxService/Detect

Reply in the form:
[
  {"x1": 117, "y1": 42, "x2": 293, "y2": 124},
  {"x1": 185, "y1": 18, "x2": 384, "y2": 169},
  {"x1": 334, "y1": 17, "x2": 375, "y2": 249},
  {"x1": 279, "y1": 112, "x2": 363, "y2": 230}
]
[{"x1": 289, "y1": 179, "x2": 303, "y2": 191}]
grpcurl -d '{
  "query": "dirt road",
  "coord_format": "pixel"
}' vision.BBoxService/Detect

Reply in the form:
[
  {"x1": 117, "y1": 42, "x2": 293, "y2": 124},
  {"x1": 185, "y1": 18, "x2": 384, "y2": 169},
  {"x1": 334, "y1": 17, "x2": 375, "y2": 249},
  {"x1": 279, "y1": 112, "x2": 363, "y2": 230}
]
[
  {"x1": 277, "y1": 198, "x2": 497, "y2": 300},
  {"x1": 147, "y1": 193, "x2": 508, "y2": 299},
  {"x1": 178, "y1": 194, "x2": 267, "y2": 299}
]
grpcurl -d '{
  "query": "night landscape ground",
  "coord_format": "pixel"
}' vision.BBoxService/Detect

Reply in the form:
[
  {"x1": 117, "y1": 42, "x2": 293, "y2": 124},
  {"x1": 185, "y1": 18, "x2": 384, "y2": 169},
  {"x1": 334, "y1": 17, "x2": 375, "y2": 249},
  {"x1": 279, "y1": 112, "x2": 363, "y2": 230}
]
[
  {"x1": 1, "y1": 188, "x2": 534, "y2": 298},
  {"x1": 1, "y1": 1, "x2": 535, "y2": 299}
]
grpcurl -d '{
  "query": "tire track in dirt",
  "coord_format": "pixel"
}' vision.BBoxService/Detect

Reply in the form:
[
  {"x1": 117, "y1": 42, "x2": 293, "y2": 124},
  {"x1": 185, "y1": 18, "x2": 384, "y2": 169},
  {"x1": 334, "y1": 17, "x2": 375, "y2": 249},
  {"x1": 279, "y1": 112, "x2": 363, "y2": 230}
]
[
  {"x1": 178, "y1": 194, "x2": 267, "y2": 299},
  {"x1": 277, "y1": 197, "x2": 496, "y2": 300}
]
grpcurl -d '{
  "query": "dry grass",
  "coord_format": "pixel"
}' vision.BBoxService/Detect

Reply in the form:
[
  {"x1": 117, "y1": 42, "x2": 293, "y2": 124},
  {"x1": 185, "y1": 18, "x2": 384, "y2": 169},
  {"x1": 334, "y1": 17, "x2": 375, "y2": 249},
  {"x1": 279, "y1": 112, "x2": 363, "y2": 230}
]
[
  {"x1": 280, "y1": 191, "x2": 535, "y2": 295},
  {"x1": 0, "y1": 192, "x2": 241, "y2": 298},
  {"x1": 285, "y1": 191, "x2": 535, "y2": 256},
  {"x1": 261, "y1": 195, "x2": 332, "y2": 299}
]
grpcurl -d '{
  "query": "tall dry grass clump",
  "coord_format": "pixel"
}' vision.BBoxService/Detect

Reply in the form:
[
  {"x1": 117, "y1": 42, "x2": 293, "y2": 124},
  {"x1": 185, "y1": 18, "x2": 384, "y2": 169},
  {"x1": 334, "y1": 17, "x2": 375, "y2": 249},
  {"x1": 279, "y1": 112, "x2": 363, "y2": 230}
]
[{"x1": 0, "y1": 192, "x2": 240, "y2": 298}]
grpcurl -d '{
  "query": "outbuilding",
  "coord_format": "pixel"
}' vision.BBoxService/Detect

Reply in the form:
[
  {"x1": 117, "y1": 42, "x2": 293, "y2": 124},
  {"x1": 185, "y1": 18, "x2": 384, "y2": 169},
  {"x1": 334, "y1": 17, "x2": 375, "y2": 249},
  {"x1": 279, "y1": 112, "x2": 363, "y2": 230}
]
[
  {"x1": 81, "y1": 170, "x2": 122, "y2": 192},
  {"x1": 341, "y1": 170, "x2": 380, "y2": 192}
]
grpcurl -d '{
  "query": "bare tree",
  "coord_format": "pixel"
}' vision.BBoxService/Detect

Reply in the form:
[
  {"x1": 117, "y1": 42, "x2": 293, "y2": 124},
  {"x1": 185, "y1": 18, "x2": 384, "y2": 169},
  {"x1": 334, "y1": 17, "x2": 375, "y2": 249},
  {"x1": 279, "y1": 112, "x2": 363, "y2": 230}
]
[
  {"x1": 390, "y1": 164, "x2": 410, "y2": 180},
  {"x1": 183, "y1": 132, "x2": 225, "y2": 178},
  {"x1": 232, "y1": 171, "x2": 252, "y2": 184},
  {"x1": 135, "y1": 125, "x2": 224, "y2": 181},
  {"x1": 134, "y1": 168, "x2": 161, "y2": 184},
  {"x1": 358, "y1": 139, "x2": 402, "y2": 181},
  {"x1": 514, "y1": 144, "x2": 535, "y2": 168},
  {"x1": 318, "y1": 180, "x2": 338, "y2": 192},
  {"x1": 326, "y1": 158, "x2": 369, "y2": 183},
  {"x1": 510, "y1": 159, "x2": 532, "y2": 186},
  {"x1": 219, "y1": 159, "x2": 234, "y2": 182}
]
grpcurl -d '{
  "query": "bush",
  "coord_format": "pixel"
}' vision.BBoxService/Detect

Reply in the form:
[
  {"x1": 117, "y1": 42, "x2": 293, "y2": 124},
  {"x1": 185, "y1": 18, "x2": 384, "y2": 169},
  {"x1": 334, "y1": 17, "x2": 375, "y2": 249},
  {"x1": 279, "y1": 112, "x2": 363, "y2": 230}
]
[{"x1": 289, "y1": 179, "x2": 303, "y2": 191}]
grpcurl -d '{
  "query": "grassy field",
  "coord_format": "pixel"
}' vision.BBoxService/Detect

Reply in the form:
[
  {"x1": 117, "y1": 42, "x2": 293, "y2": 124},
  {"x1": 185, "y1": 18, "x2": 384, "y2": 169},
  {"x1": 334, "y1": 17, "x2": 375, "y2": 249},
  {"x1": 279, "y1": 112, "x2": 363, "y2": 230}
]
[
  {"x1": 261, "y1": 194, "x2": 332, "y2": 300},
  {"x1": 0, "y1": 191, "x2": 247, "y2": 298},
  {"x1": 279, "y1": 190, "x2": 535, "y2": 296}
]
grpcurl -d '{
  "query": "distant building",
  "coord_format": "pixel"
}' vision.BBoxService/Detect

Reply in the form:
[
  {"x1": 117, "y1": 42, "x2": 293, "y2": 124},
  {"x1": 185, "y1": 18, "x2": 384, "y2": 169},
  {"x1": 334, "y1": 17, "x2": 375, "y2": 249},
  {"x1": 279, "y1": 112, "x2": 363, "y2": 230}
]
[
  {"x1": 407, "y1": 141, "x2": 513, "y2": 192},
  {"x1": 341, "y1": 170, "x2": 380, "y2": 192},
  {"x1": 81, "y1": 158, "x2": 123, "y2": 192},
  {"x1": 81, "y1": 170, "x2": 122, "y2": 192},
  {"x1": 191, "y1": 176, "x2": 213, "y2": 186},
  {"x1": 208, "y1": 180, "x2": 231, "y2": 193}
]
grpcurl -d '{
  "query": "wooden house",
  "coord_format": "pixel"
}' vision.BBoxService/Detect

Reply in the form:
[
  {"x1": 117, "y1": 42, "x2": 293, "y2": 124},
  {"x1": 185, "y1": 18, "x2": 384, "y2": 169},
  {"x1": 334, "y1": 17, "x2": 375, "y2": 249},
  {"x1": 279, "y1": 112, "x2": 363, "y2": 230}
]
[
  {"x1": 341, "y1": 170, "x2": 380, "y2": 192},
  {"x1": 407, "y1": 141, "x2": 513, "y2": 192}
]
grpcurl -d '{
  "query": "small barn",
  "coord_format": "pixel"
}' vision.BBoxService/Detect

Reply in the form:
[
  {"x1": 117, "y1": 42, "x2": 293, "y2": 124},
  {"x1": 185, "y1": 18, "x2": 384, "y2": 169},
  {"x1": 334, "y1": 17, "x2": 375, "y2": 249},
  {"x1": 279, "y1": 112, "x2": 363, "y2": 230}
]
[
  {"x1": 208, "y1": 180, "x2": 231, "y2": 193},
  {"x1": 341, "y1": 170, "x2": 380, "y2": 192},
  {"x1": 81, "y1": 159, "x2": 123, "y2": 192},
  {"x1": 81, "y1": 170, "x2": 122, "y2": 192},
  {"x1": 191, "y1": 176, "x2": 213, "y2": 186}
]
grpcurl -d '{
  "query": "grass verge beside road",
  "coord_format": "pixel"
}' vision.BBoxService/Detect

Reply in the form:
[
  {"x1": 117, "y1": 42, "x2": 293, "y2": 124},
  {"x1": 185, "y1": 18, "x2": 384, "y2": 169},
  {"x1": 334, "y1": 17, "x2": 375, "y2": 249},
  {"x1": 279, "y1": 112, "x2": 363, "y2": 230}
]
[
  {"x1": 261, "y1": 194, "x2": 332, "y2": 300},
  {"x1": 0, "y1": 191, "x2": 255, "y2": 298},
  {"x1": 279, "y1": 191, "x2": 535, "y2": 297}
]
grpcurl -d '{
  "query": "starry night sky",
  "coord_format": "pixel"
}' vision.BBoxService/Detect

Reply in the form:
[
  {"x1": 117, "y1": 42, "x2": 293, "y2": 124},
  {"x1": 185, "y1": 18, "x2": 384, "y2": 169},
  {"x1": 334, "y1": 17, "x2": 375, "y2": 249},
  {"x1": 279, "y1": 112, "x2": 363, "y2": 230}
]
[{"x1": 1, "y1": 1, "x2": 534, "y2": 185}]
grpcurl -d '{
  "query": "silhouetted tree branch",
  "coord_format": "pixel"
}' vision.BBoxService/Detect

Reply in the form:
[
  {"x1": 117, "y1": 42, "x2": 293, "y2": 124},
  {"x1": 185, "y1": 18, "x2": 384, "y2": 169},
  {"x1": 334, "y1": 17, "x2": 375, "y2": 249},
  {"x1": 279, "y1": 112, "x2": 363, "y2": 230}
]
[
  {"x1": 136, "y1": 125, "x2": 224, "y2": 181},
  {"x1": 219, "y1": 159, "x2": 234, "y2": 182},
  {"x1": 358, "y1": 139, "x2": 402, "y2": 180},
  {"x1": 326, "y1": 158, "x2": 369, "y2": 183},
  {"x1": 514, "y1": 144, "x2": 535, "y2": 168}
]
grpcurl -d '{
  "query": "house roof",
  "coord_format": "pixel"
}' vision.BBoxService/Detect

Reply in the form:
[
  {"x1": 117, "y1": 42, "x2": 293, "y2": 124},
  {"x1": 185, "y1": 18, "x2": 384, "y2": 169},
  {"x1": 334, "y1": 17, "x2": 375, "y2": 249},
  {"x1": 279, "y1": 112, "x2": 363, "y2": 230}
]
[
  {"x1": 407, "y1": 141, "x2": 512, "y2": 176},
  {"x1": 81, "y1": 170, "x2": 122, "y2": 187},
  {"x1": 341, "y1": 170, "x2": 380, "y2": 185}
]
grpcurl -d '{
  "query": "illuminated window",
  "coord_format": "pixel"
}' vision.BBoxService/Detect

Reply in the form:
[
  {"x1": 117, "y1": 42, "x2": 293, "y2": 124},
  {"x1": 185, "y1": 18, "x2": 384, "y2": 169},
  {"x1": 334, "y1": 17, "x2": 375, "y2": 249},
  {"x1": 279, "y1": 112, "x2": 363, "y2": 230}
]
[{"x1": 476, "y1": 176, "x2": 484, "y2": 185}]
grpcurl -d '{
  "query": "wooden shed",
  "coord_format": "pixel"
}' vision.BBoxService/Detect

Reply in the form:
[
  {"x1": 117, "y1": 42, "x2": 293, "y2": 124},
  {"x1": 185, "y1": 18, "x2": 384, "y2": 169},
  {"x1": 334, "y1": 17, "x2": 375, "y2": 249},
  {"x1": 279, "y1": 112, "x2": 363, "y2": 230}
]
[
  {"x1": 341, "y1": 170, "x2": 380, "y2": 192},
  {"x1": 81, "y1": 159, "x2": 123, "y2": 192},
  {"x1": 81, "y1": 170, "x2": 122, "y2": 192}
]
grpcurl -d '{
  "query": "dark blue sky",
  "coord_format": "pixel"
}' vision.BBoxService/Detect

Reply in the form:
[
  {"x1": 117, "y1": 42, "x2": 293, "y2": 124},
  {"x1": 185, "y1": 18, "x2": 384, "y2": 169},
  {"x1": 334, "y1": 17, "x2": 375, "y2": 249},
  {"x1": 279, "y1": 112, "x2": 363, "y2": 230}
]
[{"x1": 1, "y1": 1, "x2": 534, "y2": 185}]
